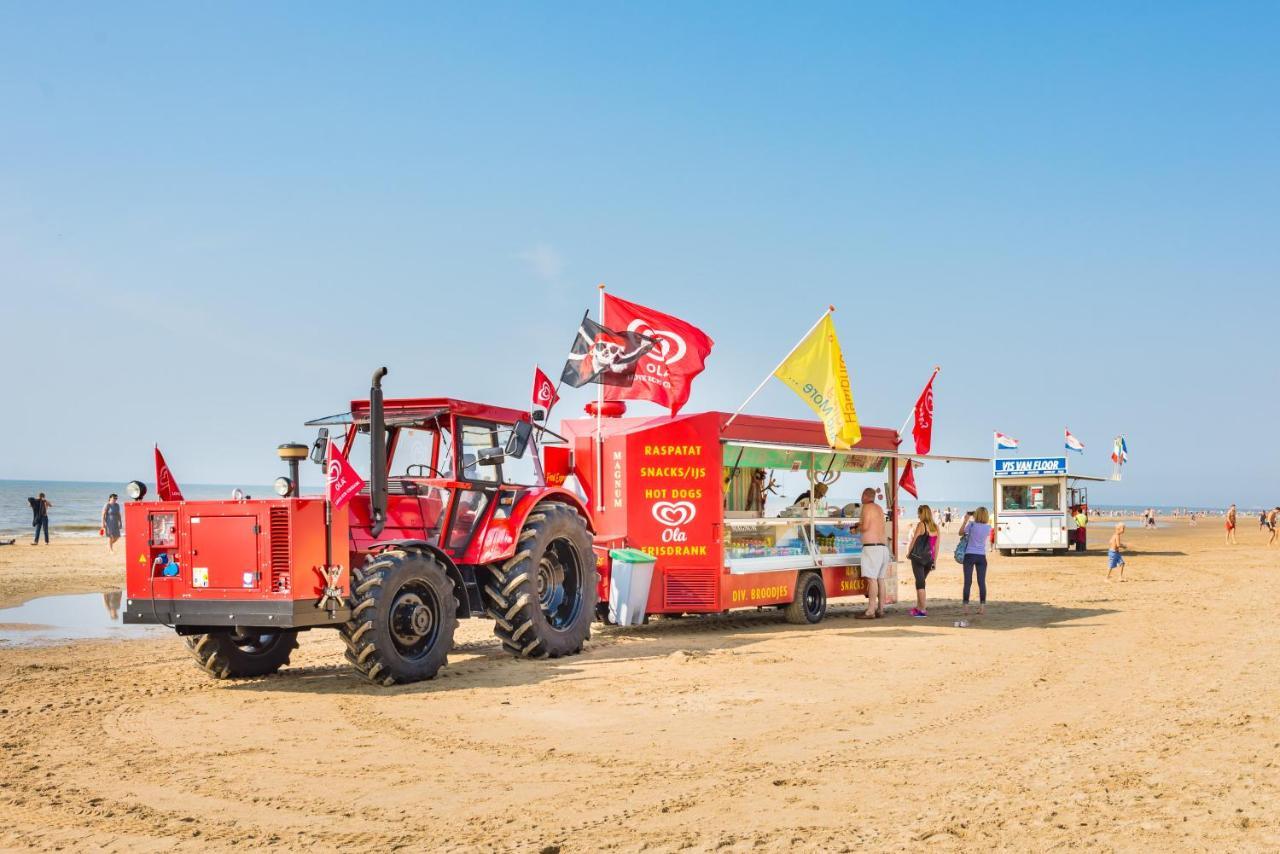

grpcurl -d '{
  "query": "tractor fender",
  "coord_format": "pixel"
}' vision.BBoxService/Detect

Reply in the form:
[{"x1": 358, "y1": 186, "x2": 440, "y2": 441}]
[
  {"x1": 366, "y1": 539, "x2": 472, "y2": 617},
  {"x1": 469, "y1": 489, "x2": 593, "y2": 566}
]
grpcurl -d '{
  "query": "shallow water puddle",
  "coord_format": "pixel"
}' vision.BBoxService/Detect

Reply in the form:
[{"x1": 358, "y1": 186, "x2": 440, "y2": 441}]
[{"x1": 0, "y1": 591, "x2": 162, "y2": 645}]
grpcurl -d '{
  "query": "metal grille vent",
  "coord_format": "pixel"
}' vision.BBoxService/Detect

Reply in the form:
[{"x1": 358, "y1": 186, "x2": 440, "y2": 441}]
[
  {"x1": 269, "y1": 507, "x2": 291, "y2": 593},
  {"x1": 662, "y1": 568, "x2": 718, "y2": 609}
]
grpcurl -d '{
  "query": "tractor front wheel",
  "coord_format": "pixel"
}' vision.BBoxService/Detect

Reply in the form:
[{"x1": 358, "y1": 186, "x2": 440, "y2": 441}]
[
  {"x1": 185, "y1": 628, "x2": 299, "y2": 678},
  {"x1": 341, "y1": 548, "x2": 458, "y2": 685},
  {"x1": 485, "y1": 503, "x2": 597, "y2": 658}
]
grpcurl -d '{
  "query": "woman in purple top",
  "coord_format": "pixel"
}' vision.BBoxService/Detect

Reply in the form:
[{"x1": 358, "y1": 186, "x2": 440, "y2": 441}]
[
  {"x1": 907, "y1": 505, "x2": 940, "y2": 617},
  {"x1": 961, "y1": 507, "x2": 992, "y2": 615}
]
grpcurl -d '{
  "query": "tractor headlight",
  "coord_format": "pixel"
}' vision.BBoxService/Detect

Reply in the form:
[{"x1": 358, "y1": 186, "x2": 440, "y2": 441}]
[
  {"x1": 273, "y1": 477, "x2": 294, "y2": 497},
  {"x1": 126, "y1": 480, "x2": 147, "y2": 501}
]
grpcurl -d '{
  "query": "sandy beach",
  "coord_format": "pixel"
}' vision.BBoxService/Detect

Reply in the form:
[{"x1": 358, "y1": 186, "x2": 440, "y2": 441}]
[{"x1": 1, "y1": 522, "x2": 1278, "y2": 851}]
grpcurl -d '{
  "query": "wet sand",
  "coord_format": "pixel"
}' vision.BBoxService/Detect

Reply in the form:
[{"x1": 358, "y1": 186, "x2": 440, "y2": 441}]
[{"x1": 1, "y1": 523, "x2": 1278, "y2": 851}]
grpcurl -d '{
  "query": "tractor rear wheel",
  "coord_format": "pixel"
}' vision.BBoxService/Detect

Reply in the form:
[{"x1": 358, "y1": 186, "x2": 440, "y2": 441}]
[
  {"x1": 341, "y1": 548, "x2": 458, "y2": 685},
  {"x1": 185, "y1": 628, "x2": 299, "y2": 678},
  {"x1": 485, "y1": 503, "x2": 596, "y2": 658},
  {"x1": 784, "y1": 571, "x2": 826, "y2": 624}
]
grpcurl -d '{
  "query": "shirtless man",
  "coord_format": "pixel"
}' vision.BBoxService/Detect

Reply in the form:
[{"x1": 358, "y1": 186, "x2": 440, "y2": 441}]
[
  {"x1": 854, "y1": 487, "x2": 889, "y2": 619},
  {"x1": 1107, "y1": 523, "x2": 1127, "y2": 581},
  {"x1": 1225, "y1": 504, "x2": 1238, "y2": 545},
  {"x1": 1269, "y1": 508, "x2": 1279, "y2": 547}
]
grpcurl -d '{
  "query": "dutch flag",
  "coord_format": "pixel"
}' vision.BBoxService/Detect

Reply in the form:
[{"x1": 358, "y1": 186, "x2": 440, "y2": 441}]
[
  {"x1": 1065, "y1": 428, "x2": 1085, "y2": 453},
  {"x1": 994, "y1": 432, "x2": 1019, "y2": 450}
]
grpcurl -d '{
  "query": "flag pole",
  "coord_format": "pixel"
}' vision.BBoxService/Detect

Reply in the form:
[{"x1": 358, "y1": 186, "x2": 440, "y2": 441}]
[
  {"x1": 722, "y1": 306, "x2": 834, "y2": 433},
  {"x1": 595, "y1": 282, "x2": 606, "y2": 512},
  {"x1": 895, "y1": 366, "x2": 940, "y2": 448}
]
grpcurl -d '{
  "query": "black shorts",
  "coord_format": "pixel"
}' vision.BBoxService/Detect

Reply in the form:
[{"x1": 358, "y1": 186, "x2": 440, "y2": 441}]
[{"x1": 910, "y1": 558, "x2": 934, "y2": 591}]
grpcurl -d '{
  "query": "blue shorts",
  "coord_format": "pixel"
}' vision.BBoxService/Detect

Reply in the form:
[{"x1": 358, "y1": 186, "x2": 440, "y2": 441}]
[{"x1": 1108, "y1": 550, "x2": 1125, "y2": 569}]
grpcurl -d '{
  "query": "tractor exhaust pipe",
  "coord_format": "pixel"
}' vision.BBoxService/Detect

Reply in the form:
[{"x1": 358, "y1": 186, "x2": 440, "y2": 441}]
[{"x1": 369, "y1": 366, "x2": 389, "y2": 538}]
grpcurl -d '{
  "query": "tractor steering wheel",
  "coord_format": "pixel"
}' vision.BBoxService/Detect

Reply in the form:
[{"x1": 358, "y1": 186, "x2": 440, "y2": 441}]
[{"x1": 405, "y1": 463, "x2": 442, "y2": 478}]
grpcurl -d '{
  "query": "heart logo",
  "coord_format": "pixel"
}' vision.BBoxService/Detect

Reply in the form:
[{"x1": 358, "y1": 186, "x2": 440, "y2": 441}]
[
  {"x1": 626, "y1": 320, "x2": 687, "y2": 365},
  {"x1": 651, "y1": 500, "x2": 696, "y2": 527}
]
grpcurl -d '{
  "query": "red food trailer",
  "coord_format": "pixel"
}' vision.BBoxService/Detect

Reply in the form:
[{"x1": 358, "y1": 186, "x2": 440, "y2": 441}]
[{"x1": 552, "y1": 409, "x2": 926, "y2": 622}]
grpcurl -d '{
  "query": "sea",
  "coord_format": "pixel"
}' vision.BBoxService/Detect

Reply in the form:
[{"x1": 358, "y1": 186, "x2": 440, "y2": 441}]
[
  {"x1": 0, "y1": 480, "x2": 272, "y2": 538},
  {"x1": 0, "y1": 479, "x2": 1242, "y2": 540}
]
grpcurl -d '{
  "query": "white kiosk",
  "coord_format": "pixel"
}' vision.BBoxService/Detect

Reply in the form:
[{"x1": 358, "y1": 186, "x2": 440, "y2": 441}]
[{"x1": 992, "y1": 457, "x2": 1106, "y2": 555}]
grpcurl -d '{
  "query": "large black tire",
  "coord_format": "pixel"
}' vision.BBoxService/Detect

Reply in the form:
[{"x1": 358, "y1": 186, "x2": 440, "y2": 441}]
[
  {"x1": 185, "y1": 628, "x2": 299, "y2": 678},
  {"x1": 485, "y1": 503, "x2": 596, "y2": 658},
  {"x1": 341, "y1": 548, "x2": 458, "y2": 686},
  {"x1": 784, "y1": 571, "x2": 826, "y2": 625}
]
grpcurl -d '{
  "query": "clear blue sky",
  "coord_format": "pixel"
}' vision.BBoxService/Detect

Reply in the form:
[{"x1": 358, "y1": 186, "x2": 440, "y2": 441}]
[{"x1": 2, "y1": 3, "x2": 1277, "y2": 505}]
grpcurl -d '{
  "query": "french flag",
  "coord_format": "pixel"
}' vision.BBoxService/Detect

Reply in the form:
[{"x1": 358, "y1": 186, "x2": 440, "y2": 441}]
[
  {"x1": 994, "y1": 432, "x2": 1019, "y2": 450},
  {"x1": 1065, "y1": 428, "x2": 1085, "y2": 453}
]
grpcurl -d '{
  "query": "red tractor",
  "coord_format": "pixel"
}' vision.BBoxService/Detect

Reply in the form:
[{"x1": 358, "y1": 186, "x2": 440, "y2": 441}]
[{"x1": 123, "y1": 368, "x2": 597, "y2": 685}]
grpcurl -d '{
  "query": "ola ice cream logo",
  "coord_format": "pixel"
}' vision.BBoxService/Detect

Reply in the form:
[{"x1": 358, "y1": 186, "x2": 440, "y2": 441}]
[
  {"x1": 651, "y1": 500, "x2": 696, "y2": 543},
  {"x1": 626, "y1": 320, "x2": 686, "y2": 366}
]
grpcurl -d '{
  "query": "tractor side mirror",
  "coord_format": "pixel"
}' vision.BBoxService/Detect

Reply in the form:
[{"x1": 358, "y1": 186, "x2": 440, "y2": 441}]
[
  {"x1": 505, "y1": 419, "x2": 533, "y2": 459},
  {"x1": 310, "y1": 428, "x2": 330, "y2": 465},
  {"x1": 531, "y1": 408, "x2": 547, "y2": 422}
]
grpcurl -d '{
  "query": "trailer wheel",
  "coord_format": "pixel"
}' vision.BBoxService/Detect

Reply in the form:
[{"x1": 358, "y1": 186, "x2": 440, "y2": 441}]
[
  {"x1": 185, "y1": 628, "x2": 299, "y2": 679},
  {"x1": 999, "y1": 549, "x2": 1013, "y2": 557},
  {"x1": 485, "y1": 503, "x2": 597, "y2": 658},
  {"x1": 341, "y1": 548, "x2": 458, "y2": 686},
  {"x1": 784, "y1": 571, "x2": 826, "y2": 625}
]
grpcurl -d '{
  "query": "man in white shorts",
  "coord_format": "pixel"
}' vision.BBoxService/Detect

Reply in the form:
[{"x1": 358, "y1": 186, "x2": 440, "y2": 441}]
[{"x1": 855, "y1": 487, "x2": 889, "y2": 619}]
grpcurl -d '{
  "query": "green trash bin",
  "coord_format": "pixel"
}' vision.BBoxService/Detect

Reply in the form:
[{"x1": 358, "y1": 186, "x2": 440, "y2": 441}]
[{"x1": 608, "y1": 548, "x2": 656, "y2": 627}]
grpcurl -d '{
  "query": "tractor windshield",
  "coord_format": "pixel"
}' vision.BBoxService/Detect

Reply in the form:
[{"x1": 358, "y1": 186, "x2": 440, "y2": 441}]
[{"x1": 389, "y1": 424, "x2": 453, "y2": 479}]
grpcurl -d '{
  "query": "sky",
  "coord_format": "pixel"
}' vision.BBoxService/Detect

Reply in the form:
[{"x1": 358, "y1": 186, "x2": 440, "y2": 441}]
[{"x1": 2, "y1": 2, "x2": 1278, "y2": 506}]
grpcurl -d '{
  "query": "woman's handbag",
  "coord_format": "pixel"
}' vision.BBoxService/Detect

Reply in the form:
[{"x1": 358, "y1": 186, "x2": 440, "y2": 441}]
[
  {"x1": 908, "y1": 533, "x2": 932, "y2": 564},
  {"x1": 953, "y1": 530, "x2": 969, "y2": 564}
]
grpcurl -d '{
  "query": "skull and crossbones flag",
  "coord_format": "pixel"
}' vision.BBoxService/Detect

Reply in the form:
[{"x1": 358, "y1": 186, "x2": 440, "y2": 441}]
[{"x1": 561, "y1": 312, "x2": 657, "y2": 388}]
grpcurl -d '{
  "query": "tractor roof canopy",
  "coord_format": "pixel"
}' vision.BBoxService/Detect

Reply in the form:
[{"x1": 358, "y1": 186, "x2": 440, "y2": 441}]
[{"x1": 306, "y1": 397, "x2": 529, "y2": 429}]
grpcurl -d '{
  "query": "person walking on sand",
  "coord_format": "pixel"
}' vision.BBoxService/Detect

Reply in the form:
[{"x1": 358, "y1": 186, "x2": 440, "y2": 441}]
[
  {"x1": 1225, "y1": 504, "x2": 1238, "y2": 545},
  {"x1": 101, "y1": 493, "x2": 123, "y2": 553},
  {"x1": 907, "y1": 505, "x2": 940, "y2": 617},
  {"x1": 1261, "y1": 510, "x2": 1269, "y2": 532},
  {"x1": 28, "y1": 492, "x2": 52, "y2": 545},
  {"x1": 1107, "y1": 523, "x2": 1128, "y2": 581},
  {"x1": 961, "y1": 507, "x2": 992, "y2": 616},
  {"x1": 854, "y1": 488, "x2": 889, "y2": 620},
  {"x1": 1269, "y1": 508, "x2": 1279, "y2": 547}
]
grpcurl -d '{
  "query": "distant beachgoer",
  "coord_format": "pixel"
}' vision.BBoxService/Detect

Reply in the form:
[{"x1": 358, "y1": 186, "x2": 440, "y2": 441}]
[
  {"x1": 28, "y1": 493, "x2": 52, "y2": 545},
  {"x1": 1225, "y1": 504, "x2": 1237, "y2": 545},
  {"x1": 1261, "y1": 511, "x2": 1269, "y2": 531},
  {"x1": 961, "y1": 507, "x2": 992, "y2": 616},
  {"x1": 1269, "y1": 508, "x2": 1279, "y2": 547},
  {"x1": 1074, "y1": 507, "x2": 1088, "y2": 552},
  {"x1": 101, "y1": 494, "x2": 123, "y2": 553},
  {"x1": 907, "y1": 504, "x2": 940, "y2": 617},
  {"x1": 854, "y1": 488, "x2": 889, "y2": 620},
  {"x1": 1107, "y1": 523, "x2": 1128, "y2": 581}
]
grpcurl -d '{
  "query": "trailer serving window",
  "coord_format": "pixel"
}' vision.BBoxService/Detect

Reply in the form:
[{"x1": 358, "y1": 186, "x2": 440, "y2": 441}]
[
  {"x1": 1000, "y1": 483, "x2": 1062, "y2": 511},
  {"x1": 719, "y1": 441, "x2": 891, "y2": 575}
]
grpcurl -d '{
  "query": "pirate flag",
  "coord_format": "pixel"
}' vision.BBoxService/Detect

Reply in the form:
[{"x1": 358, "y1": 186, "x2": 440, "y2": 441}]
[{"x1": 561, "y1": 312, "x2": 657, "y2": 388}]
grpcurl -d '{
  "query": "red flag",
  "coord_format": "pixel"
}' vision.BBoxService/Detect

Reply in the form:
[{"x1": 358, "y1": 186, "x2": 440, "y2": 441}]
[
  {"x1": 154, "y1": 446, "x2": 185, "y2": 501},
  {"x1": 602, "y1": 293, "x2": 714, "y2": 415},
  {"x1": 326, "y1": 440, "x2": 365, "y2": 510},
  {"x1": 531, "y1": 366, "x2": 559, "y2": 412},
  {"x1": 911, "y1": 371, "x2": 937, "y2": 455},
  {"x1": 899, "y1": 461, "x2": 918, "y2": 499}
]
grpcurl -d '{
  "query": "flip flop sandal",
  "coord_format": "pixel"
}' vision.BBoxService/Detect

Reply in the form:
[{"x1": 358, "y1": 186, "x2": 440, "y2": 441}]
[{"x1": 854, "y1": 613, "x2": 877, "y2": 620}]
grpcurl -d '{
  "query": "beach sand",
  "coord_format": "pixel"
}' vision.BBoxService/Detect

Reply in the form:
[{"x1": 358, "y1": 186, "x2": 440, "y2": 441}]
[{"x1": 1, "y1": 522, "x2": 1278, "y2": 851}]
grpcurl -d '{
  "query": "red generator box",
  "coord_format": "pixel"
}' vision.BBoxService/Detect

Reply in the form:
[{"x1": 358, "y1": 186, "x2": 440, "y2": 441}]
[{"x1": 123, "y1": 498, "x2": 351, "y2": 628}]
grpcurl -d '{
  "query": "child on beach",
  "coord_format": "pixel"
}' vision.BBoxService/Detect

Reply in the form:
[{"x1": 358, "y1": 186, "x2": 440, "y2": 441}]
[{"x1": 1107, "y1": 523, "x2": 1127, "y2": 581}]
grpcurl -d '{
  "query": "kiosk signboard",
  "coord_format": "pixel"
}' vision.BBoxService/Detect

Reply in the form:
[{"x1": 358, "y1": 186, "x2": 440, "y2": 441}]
[{"x1": 994, "y1": 457, "x2": 1068, "y2": 478}]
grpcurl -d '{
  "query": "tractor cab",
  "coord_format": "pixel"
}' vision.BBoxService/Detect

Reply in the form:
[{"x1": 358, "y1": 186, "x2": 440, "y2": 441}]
[{"x1": 305, "y1": 395, "x2": 540, "y2": 562}]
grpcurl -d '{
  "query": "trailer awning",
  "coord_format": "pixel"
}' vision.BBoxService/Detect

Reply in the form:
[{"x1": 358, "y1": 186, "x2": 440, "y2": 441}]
[{"x1": 721, "y1": 440, "x2": 988, "y2": 475}]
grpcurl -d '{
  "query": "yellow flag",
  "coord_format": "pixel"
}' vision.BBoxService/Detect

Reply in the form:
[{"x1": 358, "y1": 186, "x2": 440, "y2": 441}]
[{"x1": 773, "y1": 314, "x2": 861, "y2": 449}]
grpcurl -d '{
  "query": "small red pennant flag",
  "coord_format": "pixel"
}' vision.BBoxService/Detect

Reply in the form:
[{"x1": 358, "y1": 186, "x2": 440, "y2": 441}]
[
  {"x1": 898, "y1": 461, "x2": 918, "y2": 499},
  {"x1": 532, "y1": 366, "x2": 559, "y2": 412},
  {"x1": 326, "y1": 439, "x2": 365, "y2": 511},
  {"x1": 154, "y1": 446, "x2": 185, "y2": 501}
]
